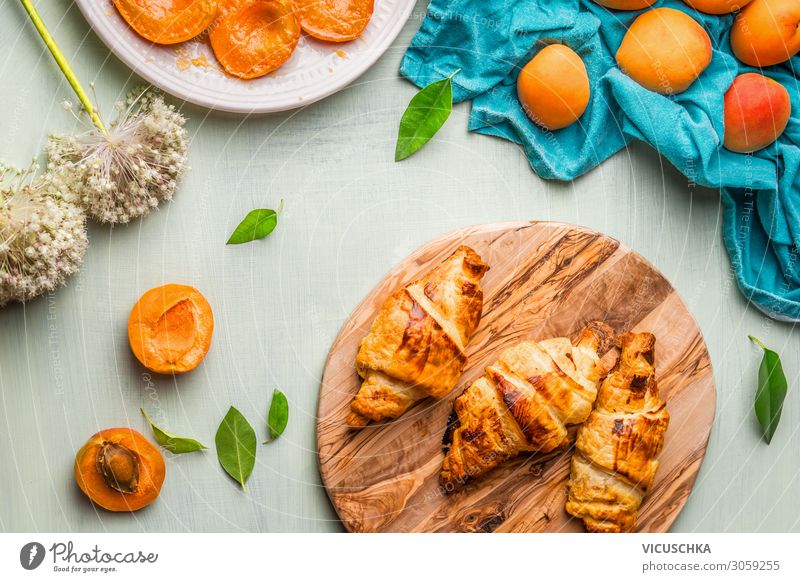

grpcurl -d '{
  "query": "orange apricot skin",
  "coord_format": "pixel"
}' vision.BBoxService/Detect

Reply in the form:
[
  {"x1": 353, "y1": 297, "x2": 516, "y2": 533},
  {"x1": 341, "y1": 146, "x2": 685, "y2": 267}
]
[
  {"x1": 209, "y1": 0, "x2": 301, "y2": 79},
  {"x1": 128, "y1": 284, "x2": 214, "y2": 374},
  {"x1": 731, "y1": 0, "x2": 800, "y2": 67},
  {"x1": 113, "y1": 0, "x2": 218, "y2": 45},
  {"x1": 682, "y1": 0, "x2": 753, "y2": 14},
  {"x1": 593, "y1": 0, "x2": 657, "y2": 9},
  {"x1": 517, "y1": 44, "x2": 591, "y2": 131},
  {"x1": 74, "y1": 428, "x2": 165, "y2": 512},
  {"x1": 616, "y1": 8, "x2": 712, "y2": 95},
  {"x1": 724, "y1": 73, "x2": 790, "y2": 153},
  {"x1": 293, "y1": 0, "x2": 374, "y2": 42}
]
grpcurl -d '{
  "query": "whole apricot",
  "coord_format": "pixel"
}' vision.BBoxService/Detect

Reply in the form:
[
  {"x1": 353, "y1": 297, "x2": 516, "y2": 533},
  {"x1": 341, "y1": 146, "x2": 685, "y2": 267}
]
[
  {"x1": 517, "y1": 44, "x2": 591, "y2": 131},
  {"x1": 731, "y1": 0, "x2": 800, "y2": 66},
  {"x1": 75, "y1": 428, "x2": 165, "y2": 512},
  {"x1": 128, "y1": 284, "x2": 214, "y2": 374},
  {"x1": 593, "y1": 0, "x2": 657, "y2": 9},
  {"x1": 724, "y1": 73, "x2": 790, "y2": 153},
  {"x1": 113, "y1": 0, "x2": 218, "y2": 45},
  {"x1": 616, "y1": 8, "x2": 712, "y2": 95},
  {"x1": 682, "y1": 0, "x2": 753, "y2": 14}
]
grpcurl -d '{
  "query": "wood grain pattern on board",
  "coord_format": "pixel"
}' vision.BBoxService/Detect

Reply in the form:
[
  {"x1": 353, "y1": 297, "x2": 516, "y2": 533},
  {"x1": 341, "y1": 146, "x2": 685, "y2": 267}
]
[{"x1": 317, "y1": 222, "x2": 716, "y2": 533}]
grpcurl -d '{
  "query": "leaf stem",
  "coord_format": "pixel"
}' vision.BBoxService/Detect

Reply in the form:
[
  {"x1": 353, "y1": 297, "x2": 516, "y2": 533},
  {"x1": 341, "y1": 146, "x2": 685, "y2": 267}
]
[
  {"x1": 748, "y1": 335, "x2": 767, "y2": 351},
  {"x1": 18, "y1": 0, "x2": 106, "y2": 133}
]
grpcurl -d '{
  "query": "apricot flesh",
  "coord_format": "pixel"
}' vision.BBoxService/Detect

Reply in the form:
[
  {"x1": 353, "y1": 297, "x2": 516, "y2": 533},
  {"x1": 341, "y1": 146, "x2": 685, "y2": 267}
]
[
  {"x1": 731, "y1": 0, "x2": 800, "y2": 67},
  {"x1": 293, "y1": 0, "x2": 374, "y2": 42},
  {"x1": 724, "y1": 73, "x2": 790, "y2": 153},
  {"x1": 113, "y1": 0, "x2": 218, "y2": 45},
  {"x1": 593, "y1": 0, "x2": 657, "y2": 10},
  {"x1": 128, "y1": 284, "x2": 214, "y2": 374},
  {"x1": 209, "y1": 0, "x2": 301, "y2": 79},
  {"x1": 682, "y1": 0, "x2": 753, "y2": 14},
  {"x1": 616, "y1": 8, "x2": 712, "y2": 95},
  {"x1": 517, "y1": 44, "x2": 591, "y2": 131},
  {"x1": 75, "y1": 428, "x2": 165, "y2": 512}
]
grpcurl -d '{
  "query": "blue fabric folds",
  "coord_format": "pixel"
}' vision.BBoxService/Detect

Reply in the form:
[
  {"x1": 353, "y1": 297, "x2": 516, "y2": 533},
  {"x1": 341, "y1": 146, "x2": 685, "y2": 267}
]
[{"x1": 400, "y1": 0, "x2": 800, "y2": 321}]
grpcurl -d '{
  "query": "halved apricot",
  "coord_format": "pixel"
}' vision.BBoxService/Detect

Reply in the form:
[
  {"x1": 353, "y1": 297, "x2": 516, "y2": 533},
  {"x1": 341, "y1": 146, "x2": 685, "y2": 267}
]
[
  {"x1": 293, "y1": 0, "x2": 373, "y2": 42},
  {"x1": 209, "y1": 0, "x2": 301, "y2": 79},
  {"x1": 75, "y1": 428, "x2": 165, "y2": 512},
  {"x1": 113, "y1": 0, "x2": 219, "y2": 45},
  {"x1": 128, "y1": 284, "x2": 214, "y2": 374}
]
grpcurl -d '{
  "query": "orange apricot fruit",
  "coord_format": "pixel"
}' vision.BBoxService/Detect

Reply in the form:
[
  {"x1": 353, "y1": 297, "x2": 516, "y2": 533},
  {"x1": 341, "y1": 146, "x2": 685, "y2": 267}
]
[
  {"x1": 128, "y1": 284, "x2": 214, "y2": 374},
  {"x1": 112, "y1": 0, "x2": 218, "y2": 45},
  {"x1": 75, "y1": 428, "x2": 165, "y2": 512},
  {"x1": 682, "y1": 0, "x2": 753, "y2": 14},
  {"x1": 724, "y1": 72, "x2": 791, "y2": 153},
  {"x1": 593, "y1": 0, "x2": 657, "y2": 10},
  {"x1": 209, "y1": 0, "x2": 301, "y2": 79},
  {"x1": 292, "y1": 0, "x2": 374, "y2": 42},
  {"x1": 731, "y1": 0, "x2": 800, "y2": 67},
  {"x1": 517, "y1": 44, "x2": 591, "y2": 131},
  {"x1": 616, "y1": 7, "x2": 712, "y2": 95}
]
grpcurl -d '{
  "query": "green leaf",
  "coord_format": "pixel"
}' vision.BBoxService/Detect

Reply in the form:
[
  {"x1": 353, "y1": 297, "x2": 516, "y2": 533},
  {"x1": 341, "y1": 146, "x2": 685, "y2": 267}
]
[
  {"x1": 749, "y1": 335, "x2": 789, "y2": 444},
  {"x1": 226, "y1": 199, "x2": 284, "y2": 245},
  {"x1": 265, "y1": 389, "x2": 289, "y2": 443},
  {"x1": 140, "y1": 408, "x2": 207, "y2": 454},
  {"x1": 215, "y1": 406, "x2": 257, "y2": 490},
  {"x1": 395, "y1": 70, "x2": 460, "y2": 161}
]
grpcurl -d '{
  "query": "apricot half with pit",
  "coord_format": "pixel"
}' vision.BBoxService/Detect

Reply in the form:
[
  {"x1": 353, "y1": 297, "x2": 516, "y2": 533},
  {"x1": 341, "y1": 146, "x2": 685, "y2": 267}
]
[
  {"x1": 517, "y1": 44, "x2": 591, "y2": 131},
  {"x1": 731, "y1": 0, "x2": 800, "y2": 67},
  {"x1": 209, "y1": 0, "x2": 301, "y2": 79},
  {"x1": 293, "y1": 0, "x2": 374, "y2": 42},
  {"x1": 128, "y1": 284, "x2": 214, "y2": 374},
  {"x1": 75, "y1": 428, "x2": 165, "y2": 512},
  {"x1": 113, "y1": 0, "x2": 218, "y2": 45},
  {"x1": 616, "y1": 8, "x2": 712, "y2": 95},
  {"x1": 724, "y1": 72, "x2": 791, "y2": 153}
]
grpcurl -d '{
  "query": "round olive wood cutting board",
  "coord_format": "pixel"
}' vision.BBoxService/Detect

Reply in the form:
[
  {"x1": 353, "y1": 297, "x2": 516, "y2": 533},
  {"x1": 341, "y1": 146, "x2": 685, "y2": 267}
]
[{"x1": 317, "y1": 221, "x2": 716, "y2": 533}]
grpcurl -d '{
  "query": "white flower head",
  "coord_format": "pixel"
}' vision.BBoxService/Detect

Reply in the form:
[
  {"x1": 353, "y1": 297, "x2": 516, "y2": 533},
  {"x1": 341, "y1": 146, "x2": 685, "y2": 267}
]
[
  {"x1": 0, "y1": 162, "x2": 88, "y2": 307},
  {"x1": 47, "y1": 87, "x2": 189, "y2": 224}
]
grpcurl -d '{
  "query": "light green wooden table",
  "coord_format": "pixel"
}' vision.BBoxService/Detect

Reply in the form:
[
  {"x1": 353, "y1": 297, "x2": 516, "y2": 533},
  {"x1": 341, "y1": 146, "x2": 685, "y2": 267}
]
[{"x1": 2, "y1": 1, "x2": 798, "y2": 533}]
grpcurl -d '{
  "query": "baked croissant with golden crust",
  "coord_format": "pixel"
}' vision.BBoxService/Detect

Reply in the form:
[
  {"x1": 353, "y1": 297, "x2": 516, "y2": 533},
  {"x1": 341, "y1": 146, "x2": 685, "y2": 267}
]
[
  {"x1": 348, "y1": 246, "x2": 489, "y2": 428},
  {"x1": 440, "y1": 322, "x2": 615, "y2": 490},
  {"x1": 566, "y1": 332, "x2": 670, "y2": 533}
]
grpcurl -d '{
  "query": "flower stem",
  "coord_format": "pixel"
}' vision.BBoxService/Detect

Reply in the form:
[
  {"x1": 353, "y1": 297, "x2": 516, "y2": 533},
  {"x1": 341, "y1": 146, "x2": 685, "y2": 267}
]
[{"x1": 18, "y1": 0, "x2": 106, "y2": 133}]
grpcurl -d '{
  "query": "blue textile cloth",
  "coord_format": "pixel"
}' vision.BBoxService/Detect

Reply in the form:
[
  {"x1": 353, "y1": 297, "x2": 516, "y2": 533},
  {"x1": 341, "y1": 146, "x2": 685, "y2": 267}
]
[{"x1": 400, "y1": 0, "x2": 800, "y2": 321}]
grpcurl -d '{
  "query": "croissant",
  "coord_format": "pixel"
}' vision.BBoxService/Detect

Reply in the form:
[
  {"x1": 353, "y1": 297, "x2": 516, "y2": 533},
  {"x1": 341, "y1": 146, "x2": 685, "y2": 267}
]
[
  {"x1": 348, "y1": 246, "x2": 489, "y2": 428},
  {"x1": 566, "y1": 332, "x2": 670, "y2": 533},
  {"x1": 440, "y1": 322, "x2": 615, "y2": 490}
]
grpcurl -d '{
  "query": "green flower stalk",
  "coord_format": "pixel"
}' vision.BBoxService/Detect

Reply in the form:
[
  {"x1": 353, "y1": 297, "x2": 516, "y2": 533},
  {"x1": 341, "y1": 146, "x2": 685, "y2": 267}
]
[{"x1": 19, "y1": 0, "x2": 105, "y2": 133}]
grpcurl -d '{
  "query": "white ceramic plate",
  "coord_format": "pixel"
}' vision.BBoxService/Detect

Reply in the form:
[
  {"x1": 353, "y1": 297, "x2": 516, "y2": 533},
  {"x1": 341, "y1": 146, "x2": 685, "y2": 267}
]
[{"x1": 74, "y1": 0, "x2": 415, "y2": 113}]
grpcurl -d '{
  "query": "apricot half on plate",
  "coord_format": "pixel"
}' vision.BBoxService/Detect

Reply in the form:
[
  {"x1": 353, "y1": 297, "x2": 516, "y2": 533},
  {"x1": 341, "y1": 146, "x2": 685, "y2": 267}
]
[
  {"x1": 75, "y1": 428, "x2": 165, "y2": 512},
  {"x1": 128, "y1": 284, "x2": 214, "y2": 374},
  {"x1": 209, "y1": 0, "x2": 301, "y2": 79},
  {"x1": 113, "y1": 0, "x2": 219, "y2": 45},
  {"x1": 293, "y1": 0, "x2": 374, "y2": 42}
]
